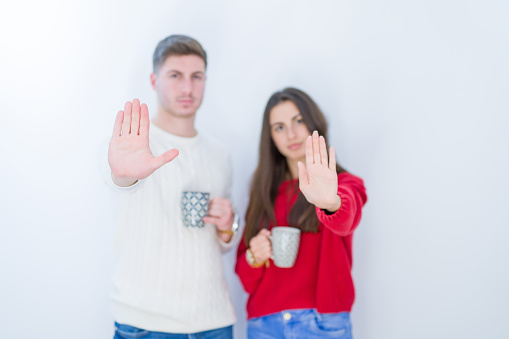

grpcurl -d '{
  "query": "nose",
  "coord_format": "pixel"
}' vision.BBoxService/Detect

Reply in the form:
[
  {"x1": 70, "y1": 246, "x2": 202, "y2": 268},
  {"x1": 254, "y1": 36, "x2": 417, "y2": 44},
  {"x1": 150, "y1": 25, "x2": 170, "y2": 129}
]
[
  {"x1": 286, "y1": 126, "x2": 296, "y2": 139},
  {"x1": 180, "y1": 78, "x2": 192, "y2": 94}
]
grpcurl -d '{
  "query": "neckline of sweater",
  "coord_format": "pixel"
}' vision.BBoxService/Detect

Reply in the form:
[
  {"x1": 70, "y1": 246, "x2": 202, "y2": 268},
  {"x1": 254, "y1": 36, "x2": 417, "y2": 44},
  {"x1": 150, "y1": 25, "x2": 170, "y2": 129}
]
[{"x1": 150, "y1": 123, "x2": 202, "y2": 146}]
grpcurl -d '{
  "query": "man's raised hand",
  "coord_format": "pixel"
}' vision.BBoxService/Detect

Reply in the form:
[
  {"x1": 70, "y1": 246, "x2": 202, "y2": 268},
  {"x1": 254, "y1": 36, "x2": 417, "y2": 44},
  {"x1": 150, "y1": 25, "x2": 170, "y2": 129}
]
[{"x1": 108, "y1": 99, "x2": 179, "y2": 186}]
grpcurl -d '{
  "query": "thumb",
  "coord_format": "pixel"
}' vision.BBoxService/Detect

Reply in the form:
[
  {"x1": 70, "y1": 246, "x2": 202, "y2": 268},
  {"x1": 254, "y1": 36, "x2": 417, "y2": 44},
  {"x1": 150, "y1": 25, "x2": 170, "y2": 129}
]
[{"x1": 151, "y1": 148, "x2": 179, "y2": 171}]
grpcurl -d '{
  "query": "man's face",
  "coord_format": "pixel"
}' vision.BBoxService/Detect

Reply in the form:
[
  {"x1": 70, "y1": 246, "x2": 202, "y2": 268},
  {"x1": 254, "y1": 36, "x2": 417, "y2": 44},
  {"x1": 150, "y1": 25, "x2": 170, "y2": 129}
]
[{"x1": 151, "y1": 54, "x2": 206, "y2": 118}]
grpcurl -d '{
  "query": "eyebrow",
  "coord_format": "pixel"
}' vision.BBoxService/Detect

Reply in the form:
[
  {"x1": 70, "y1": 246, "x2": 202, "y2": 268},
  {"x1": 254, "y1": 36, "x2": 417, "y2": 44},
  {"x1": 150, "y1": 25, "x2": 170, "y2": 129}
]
[
  {"x1": 166, "y1": 70, "x2": 205, "y2": 76},
  {"x1": 270, "y1": 113, "x2": 302, "y2": 127}
]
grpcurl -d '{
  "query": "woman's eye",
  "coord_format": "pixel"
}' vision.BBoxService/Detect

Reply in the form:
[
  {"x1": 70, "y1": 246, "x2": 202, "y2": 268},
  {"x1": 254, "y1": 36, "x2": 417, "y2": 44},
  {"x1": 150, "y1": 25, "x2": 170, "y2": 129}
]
[
  {"x1": 274, "y1": 126, "x2": 283, "y2": 132},
  {"x1": 296, "y1": 119, "x2": 304, "y2": 124}
]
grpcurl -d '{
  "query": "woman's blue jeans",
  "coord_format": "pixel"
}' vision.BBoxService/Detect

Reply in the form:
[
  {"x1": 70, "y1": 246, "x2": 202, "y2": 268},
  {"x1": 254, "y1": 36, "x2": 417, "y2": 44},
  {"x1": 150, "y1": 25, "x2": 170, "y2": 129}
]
[
  {"x1": 114, "y1": 322, "x2": 233, "y2": 339},
  {"x1": 247, "y1": 309, "x2": 352, "y2": 339}
]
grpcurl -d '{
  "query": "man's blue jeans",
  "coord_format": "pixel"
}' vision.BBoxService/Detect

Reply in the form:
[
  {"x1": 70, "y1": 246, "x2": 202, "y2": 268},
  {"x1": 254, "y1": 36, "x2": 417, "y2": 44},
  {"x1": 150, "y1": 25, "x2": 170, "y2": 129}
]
[
  {"x1": 114, "y1": 322, "x2": 233, "y2": 339},
  {"x1": 247, "y1": 309, "x2": 352, "y2": 339}
]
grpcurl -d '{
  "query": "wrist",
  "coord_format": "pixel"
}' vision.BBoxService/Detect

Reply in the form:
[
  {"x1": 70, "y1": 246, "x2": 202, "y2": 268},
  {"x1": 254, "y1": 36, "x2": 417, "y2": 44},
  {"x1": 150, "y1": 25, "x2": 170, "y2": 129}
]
[
  {"x1": 218, "y1": 231, "x2": 233, "y2": 243},
  {"x1": 245, "y1": 248, "x2": 264, "y2": 268},
  {"x1": 323, "y1": 195, "x2": 341, "y2": 213},
  {"x1": 111, "y1": 173, "x2": 138, "y2": 187},
  {"x1": 217, "y1": 212, "x2": 239, "y2": 235}
]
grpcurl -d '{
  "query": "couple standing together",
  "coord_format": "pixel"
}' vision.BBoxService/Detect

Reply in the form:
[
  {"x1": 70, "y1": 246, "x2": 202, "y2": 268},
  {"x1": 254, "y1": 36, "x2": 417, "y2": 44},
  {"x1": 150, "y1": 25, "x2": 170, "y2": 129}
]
[{"x1": 107, "y1": 35, "x2": 367, "y2": 339}]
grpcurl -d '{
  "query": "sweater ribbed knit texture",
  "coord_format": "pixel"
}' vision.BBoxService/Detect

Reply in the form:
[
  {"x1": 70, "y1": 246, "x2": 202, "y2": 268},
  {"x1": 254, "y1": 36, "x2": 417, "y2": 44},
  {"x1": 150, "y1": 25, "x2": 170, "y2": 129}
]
[{"x1": 106, "y1": 124, "x2": 237, "y2": 333}]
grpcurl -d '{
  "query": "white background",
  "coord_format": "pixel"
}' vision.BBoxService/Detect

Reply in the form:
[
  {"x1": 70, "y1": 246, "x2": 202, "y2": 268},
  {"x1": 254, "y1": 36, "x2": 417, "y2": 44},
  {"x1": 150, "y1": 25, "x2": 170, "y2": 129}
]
[{"x1": 1, "y1": 1, "x2": 508, "y2": 338}]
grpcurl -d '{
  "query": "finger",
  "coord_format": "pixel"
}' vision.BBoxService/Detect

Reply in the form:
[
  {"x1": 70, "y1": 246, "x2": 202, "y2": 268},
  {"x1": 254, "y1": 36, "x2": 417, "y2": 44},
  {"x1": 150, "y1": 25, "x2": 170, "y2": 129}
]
[
  {"x1": 202, "y1": 216, "x2": 219, "y2": 224},
  {"x1": 210, "y1": 201, "x2": 233, "y2": 220},
  {"x1": 252, "y1": 250, "x2": 267, "y2": 262},
  {"x1": 121, "y1": 101, "x2": 132, "y2": 135},
  {"x1": 319, "y1": 136, "x2": 328, "y2": 166},
  {"x1": 329, "y1": 146, "x2": 337, "y2": 171},
  {"x1": 298, "y1": 161, "x2": 308, "y2": 187},
  {"x1": 253, "y1": 236, "x2": 270, "y2": 248},
  {"x1": 215, "y1": 203, "x2": 232, "y2": 217},
  {"x1": 140, "y1": 103, "x2": 150, "y2": 136},
  {"x1": 259, "y1": 229, "x2": 271, "y2": 237},
  {"x1": 254, "y1": 233, "x2": 271, "y2": 244},
  {"x1": 253, "y1": 241, "x2": 272, "y2": 256},
  {"x1": 207, "y1": 199, "x2": 216, "y2": 211},
  {"x1": 150, "y1": 149, "x2": 179, "y2": 171},
  {"x1": 209, "y1": 197, "x2": 230, "y2": 209},
  {"x1": 255, "y1": 249, "x2": 271, "y2": 262},
  {"x1": 253, "y1": 238, "x2": 271, "y2": 249},
  {"x1": 305, "y1": 135, "x2": 313, "y2": 168},
  {"x1": 207, "y1": 200, "x2": 225, "y2": 215},
  {"x1": 131, "y1": 99, "x2": 141, "y2": 135},
  {"x1": 312, "y1": 131, "x2": 320, "y2": 164},
  {"x1": 112, "y1": 110, "x2": 124, "y2": 138},
  {"x1": 264, "y1": 246, "x2": 274, "y2": 261},
  {"x1": 207, "y1": 205, "x2": 223, "y2": 218}
]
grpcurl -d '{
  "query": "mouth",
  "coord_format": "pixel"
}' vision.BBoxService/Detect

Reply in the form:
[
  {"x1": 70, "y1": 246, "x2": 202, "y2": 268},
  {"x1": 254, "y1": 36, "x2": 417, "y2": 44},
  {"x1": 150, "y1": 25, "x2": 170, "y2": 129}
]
[
  {"x1": 288, "y1": 143, "x2": 302, "y2": 151},
  {"x1": 177, "y1": 98, "x2": 194, "y2": 105}
]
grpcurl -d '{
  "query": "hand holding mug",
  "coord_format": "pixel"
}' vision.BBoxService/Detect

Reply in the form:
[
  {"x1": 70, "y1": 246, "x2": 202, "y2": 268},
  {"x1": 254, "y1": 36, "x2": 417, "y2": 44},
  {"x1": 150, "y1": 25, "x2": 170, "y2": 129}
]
[
  {"x1": 249, "y1": 229, "x2": 272, "y2": 264},
  {"x1": 202, "y1": 197, "x2": 234, "y2": 231},
  {"x1": 203, "y1": 197, "x2": 235, "y2": 242}
]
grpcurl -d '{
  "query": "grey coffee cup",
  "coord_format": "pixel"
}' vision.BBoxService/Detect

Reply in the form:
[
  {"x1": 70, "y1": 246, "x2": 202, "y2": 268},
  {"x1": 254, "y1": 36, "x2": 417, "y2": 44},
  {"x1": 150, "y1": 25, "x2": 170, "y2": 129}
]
[
  {"x1": 270, "y1": 227, "x2": 301, "y2": 268},
  {"x1": 181, "y1": 191, "x2": 210, "y2": 228}
]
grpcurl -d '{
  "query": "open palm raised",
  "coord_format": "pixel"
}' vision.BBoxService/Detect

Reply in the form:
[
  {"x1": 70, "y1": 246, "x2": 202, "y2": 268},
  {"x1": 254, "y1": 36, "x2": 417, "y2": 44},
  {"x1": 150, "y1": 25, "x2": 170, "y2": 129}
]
[
  {"x1": 297, "y1": 131, "x2": 341, "y2": 212},
  {"x1": 108, "y1": 99, "x2": 179, "y2": 186}
]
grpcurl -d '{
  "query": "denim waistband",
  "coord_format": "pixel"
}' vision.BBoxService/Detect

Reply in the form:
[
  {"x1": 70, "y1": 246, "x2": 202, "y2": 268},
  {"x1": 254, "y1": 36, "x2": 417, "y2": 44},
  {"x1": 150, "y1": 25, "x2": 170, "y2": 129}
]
[{"x1": 262, "y1": 309, "x2": 349, "y2": 323}]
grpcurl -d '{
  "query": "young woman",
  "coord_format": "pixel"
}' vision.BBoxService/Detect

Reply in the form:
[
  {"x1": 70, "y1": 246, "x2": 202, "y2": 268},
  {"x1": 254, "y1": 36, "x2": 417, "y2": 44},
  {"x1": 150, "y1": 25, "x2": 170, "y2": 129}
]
[{"x1": 235, "y1": 88, "x2": 367, "y2": 339}]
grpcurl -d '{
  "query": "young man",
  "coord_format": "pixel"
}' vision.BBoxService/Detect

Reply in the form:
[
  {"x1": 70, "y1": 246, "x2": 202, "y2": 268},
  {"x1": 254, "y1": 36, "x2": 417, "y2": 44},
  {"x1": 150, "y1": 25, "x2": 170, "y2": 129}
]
[{"x1": 106, "y1": 35, "x2": 239, "y2": 338}]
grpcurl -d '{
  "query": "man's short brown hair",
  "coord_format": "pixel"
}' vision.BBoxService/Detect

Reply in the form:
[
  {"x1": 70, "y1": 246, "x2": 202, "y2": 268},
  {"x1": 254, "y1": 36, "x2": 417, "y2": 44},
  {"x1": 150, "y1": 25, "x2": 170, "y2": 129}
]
[{"x1": 152, "y1": 35, "x2": 207, "y2": 73}]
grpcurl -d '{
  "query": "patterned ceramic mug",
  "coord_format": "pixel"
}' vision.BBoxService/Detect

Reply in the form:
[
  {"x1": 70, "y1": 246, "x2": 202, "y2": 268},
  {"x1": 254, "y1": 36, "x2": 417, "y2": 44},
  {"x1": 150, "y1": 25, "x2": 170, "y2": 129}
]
[
  {"x1": 270, "y1": 227, "x2": 301, "y2": 268},
  {"x1": 181, "y1": 191, "x2": 210, "y2": 228}
]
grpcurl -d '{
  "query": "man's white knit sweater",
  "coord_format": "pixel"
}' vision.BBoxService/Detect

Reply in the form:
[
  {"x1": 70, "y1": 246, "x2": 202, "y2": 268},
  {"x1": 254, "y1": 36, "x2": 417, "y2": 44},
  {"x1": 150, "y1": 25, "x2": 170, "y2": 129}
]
[{"x1": 106, "y1": 124, "x2": 237, "y2": 333}]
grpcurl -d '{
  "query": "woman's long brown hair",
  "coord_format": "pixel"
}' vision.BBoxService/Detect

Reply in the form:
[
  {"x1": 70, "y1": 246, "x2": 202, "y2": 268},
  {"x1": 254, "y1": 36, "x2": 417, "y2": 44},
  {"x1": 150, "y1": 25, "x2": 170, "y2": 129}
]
[{"x1": 244, "y1": 88, "x2": 346, "y2": 246}]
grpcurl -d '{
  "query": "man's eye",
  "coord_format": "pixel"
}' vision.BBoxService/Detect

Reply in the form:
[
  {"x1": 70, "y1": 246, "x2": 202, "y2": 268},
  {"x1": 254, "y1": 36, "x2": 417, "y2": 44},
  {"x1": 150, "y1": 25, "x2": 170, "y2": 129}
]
[
  {"x1": 193, "y1": 75, "x2": 203, "y2": 80},
  {"x1": 170, "y1": 74, "x2": 178, "y2": 78}
]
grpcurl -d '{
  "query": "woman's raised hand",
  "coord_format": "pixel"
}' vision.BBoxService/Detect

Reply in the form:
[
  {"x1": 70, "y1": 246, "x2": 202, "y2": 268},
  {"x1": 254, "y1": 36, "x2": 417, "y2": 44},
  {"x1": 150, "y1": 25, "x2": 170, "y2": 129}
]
[
  {"x1": 108, "y1": 99, "x2": 179, "y2": 186},
  {"x1": 297, "y1": 131, "x2": 341, "y2": 212}
]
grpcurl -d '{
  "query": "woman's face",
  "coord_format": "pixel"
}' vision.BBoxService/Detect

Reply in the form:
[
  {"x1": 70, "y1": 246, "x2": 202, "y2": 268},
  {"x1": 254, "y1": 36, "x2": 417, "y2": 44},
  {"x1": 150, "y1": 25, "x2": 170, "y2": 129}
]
[{"x1": 269, "y1": 100, "x2": 311, "y2": 163}]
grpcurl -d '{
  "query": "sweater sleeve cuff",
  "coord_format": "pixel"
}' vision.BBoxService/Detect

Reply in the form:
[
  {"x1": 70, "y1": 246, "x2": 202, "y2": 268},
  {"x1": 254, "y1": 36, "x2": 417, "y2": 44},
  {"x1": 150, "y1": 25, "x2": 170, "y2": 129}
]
[
  {"x1": 315, "y1": 190, "x2": 356, "y2": 234},
  {"x1": 107, "y1": 174, "x2": 144, "y2": 192},
  {"x1": 317, "y1": 191, "x2": 345, "y2": 218},
  {"x1": 235, "y1": 244, "x2": 266, "y2": 293},
  {"x1": 218, "y1": 229, "x2": 242, "y2": 253},
  {"x1": 237, "y1": 250, "x2": 266, "y2": 276}
]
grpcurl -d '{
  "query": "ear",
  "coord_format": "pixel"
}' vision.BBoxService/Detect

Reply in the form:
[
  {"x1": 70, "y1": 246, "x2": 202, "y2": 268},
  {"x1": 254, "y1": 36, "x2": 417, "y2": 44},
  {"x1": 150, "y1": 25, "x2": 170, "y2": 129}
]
[{"x1": 150, "y1": 73, "x2": 157, "y2": 90}]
